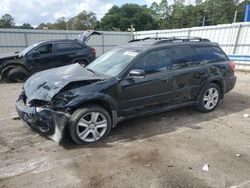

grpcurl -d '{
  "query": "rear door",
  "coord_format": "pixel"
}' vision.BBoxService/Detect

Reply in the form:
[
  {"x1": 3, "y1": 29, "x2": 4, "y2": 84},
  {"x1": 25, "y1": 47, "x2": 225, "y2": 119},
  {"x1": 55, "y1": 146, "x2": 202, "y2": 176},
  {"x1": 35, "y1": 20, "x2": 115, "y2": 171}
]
[
  {"x1": 119, "y1": 48, "x2": 174, "y2": 115},
  {"x1": 170, "y1": 45, "x2": 208, "y2": 104},
  {"x1": 54, "y1": 42, "x2": 77, "y2": 66}
]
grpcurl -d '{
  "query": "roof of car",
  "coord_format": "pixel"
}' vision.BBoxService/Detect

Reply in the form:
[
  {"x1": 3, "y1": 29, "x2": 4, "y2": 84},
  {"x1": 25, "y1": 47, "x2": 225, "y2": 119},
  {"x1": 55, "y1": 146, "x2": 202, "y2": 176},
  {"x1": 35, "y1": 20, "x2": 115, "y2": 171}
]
[
  {"x1": 40, "y1": 39, "x2": 82, "y2": 43},
  {"x1": 118, "y1": 37, "x2": 218, "y2": 50}
]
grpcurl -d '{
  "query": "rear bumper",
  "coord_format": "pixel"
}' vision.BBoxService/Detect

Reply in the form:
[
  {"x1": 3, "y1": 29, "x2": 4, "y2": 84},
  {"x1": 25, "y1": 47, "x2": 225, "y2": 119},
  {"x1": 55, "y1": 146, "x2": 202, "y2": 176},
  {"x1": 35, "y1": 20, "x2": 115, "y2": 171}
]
[
  {"x1": 16, "y1": 95, "x2": 71, "y2": 143},
  {"x1": 225, "y1": 75, "x2": 237, "y2": 93}
]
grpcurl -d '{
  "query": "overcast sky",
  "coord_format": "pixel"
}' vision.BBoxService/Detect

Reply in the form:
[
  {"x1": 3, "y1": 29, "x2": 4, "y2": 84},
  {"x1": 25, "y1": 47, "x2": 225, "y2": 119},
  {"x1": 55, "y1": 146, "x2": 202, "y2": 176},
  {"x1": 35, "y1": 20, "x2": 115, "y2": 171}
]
[{"x1": 0, "y1": 0, "x2": 194, "y2": 26}]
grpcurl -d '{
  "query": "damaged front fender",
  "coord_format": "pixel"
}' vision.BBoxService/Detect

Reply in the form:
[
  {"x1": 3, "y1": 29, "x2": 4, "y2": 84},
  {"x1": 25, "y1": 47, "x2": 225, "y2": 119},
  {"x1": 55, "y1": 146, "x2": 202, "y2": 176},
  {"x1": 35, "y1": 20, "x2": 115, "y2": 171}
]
[{"x1": 16, "y1": 99, "x2": 71, "y2": 143}]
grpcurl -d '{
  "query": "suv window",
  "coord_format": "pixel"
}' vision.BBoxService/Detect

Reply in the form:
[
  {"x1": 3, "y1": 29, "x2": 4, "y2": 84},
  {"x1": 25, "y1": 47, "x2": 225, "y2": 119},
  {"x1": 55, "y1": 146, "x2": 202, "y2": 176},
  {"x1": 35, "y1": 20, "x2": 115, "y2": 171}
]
[
  {"x1": 74, "y1": 42, "x2": 84, "y2": 49},
  {"x1": 55, "y1": 43, "x2": 74, "y2": 52},
  {"x1": 170, "y1": 46, "x2": 199, "y2": 69},
  {"x1": 35, "y1": 44, "x2": 52, "y2": 55},
  {"x1": 194, "y1": 46, "x2": 228, "y2": 63},
  {"x1": 133, "y1": 48, "x2": 170, "y2": 74}
]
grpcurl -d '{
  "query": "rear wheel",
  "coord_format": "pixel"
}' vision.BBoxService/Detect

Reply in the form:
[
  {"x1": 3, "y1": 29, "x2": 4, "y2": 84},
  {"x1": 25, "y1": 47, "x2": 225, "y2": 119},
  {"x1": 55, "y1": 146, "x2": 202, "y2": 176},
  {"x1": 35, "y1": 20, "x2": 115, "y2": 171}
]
[
  {"x1": 69, "y1": 105, "x2": 111, "y2": 144},
  {"x1": 7, "y1": 67, "x2": 28, "y2": 82},
  {"x1": 196, "y1": 83, "x2": 221, "y2": 113}
]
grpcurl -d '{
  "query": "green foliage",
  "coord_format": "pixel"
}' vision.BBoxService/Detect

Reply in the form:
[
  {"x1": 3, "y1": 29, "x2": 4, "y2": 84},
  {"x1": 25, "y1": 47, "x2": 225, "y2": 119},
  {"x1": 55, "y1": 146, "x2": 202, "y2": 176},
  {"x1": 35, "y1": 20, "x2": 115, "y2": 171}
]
[
  {"x1": 36, "y1": 11, "x2": 97, "y2": 30},
  {"x1": 0, "y1": 14, "x2": 15, "y2": 28},
  {"x1": 0, "y1": 0, "x2": 249, "y2": 31},
  {"x1": 150, "y1": 0, "x2": 249, "y2": 29},
  {"x1": 98, "y1": 4, "x2": 159, "y2": 31}
]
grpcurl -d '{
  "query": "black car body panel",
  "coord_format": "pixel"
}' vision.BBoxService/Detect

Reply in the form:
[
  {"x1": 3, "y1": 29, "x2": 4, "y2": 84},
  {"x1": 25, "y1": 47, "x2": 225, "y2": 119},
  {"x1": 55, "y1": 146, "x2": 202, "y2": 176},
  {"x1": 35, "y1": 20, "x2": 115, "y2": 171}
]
[
  {"x1": 16, "y1": 37, "x2": 237, "y2": 143},
  {"x1": 24, "y1": 63, "x2": 107, "y2": 102}
]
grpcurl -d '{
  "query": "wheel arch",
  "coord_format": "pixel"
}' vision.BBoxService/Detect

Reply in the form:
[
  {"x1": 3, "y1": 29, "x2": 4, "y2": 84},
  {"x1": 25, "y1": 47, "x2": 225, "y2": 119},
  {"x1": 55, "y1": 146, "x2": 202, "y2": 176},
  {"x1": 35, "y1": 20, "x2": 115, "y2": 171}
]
[
  {"x1": 197, "y1": 78, "x2": 225, "y2": 102},
  {"x1": 0, "y1": 63, "x2": 29, "y2": 79},
  {"x1": 209, "y1": 79, "x2": 225, "y2": 99},
  {"x1": 67, "y1": 94, "x2": 119, "y2": 128}
]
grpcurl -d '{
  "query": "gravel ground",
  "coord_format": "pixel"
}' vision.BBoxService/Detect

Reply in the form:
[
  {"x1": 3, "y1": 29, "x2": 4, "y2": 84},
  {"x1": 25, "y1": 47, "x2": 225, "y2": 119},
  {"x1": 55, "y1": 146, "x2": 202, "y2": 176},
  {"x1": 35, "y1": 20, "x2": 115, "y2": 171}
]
[{"x1": 0, "y1": 72, "x2": 250, "y2": 188}]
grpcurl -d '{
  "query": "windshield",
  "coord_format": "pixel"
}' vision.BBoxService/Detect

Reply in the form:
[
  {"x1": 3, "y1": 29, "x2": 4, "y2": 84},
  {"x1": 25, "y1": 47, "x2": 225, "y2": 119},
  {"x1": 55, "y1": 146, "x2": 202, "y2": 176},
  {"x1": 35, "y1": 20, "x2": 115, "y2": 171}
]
[
  {"x1": 86, "y1": 48, "x2": 140, "y2": 77},
  {"x1": 19, "y1": 41, "x2": 44, "y2": 56}
]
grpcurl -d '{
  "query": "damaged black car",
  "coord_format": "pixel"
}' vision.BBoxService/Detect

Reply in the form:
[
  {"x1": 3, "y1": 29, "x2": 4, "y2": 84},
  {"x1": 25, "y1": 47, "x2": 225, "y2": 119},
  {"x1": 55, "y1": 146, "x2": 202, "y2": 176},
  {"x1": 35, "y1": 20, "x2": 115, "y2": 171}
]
[
  {"x1": 0, "y1": 31, "x2": 100, "y2": 82},
  {"x1": 16, "y1": 37, "x2": 237, "y2": 144}
]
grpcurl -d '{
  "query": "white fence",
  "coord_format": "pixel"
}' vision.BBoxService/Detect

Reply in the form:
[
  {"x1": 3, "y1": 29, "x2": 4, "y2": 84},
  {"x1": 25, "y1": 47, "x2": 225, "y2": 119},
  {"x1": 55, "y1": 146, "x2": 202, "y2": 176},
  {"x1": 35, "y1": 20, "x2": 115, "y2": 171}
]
[
  {"x1": 1, "y1": 23, "x2": 250, "y2": 70},
  {"x1": 0, "y1": 29, "x2": 133, "y2": 57},
  {"x1": 134, "y1": 22, "x2": 250, "y2": 56},
  {"x1": 134, "y1": 22, "x2": 250, "y2": 70}
]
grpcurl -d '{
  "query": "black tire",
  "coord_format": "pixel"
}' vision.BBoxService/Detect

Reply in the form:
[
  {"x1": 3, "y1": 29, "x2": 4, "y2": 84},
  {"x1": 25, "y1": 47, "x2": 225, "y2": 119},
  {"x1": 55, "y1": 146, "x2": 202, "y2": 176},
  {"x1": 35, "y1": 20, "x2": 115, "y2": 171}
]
[
  {"x1": 7, "y1": 67, "x2": 28, "y2": 82},
  {"x1": 196, "y1": 83, "x2": 221, "y2": 113},
  {"x1": 69, "y1": 105, "x2": 112, "y2": 144}
]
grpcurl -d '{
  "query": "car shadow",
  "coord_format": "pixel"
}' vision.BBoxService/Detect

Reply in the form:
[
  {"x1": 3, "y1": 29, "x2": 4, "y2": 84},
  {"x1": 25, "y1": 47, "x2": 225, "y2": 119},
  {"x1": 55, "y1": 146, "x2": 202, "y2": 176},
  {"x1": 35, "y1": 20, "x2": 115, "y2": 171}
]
[{"x1": 61, "y1": 91, "x2": 250, "y2": 150}]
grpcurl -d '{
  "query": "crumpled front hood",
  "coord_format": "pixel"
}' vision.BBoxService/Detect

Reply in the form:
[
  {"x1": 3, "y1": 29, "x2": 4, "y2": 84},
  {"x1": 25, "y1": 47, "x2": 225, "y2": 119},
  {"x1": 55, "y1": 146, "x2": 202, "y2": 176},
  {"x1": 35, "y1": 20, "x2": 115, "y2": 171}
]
[
  {"x1": 0, "y1": 52, "x2": 18, "y2": 60},
  {"x1": 24, "y1": 63, "x2": 105, "y2": 103}
]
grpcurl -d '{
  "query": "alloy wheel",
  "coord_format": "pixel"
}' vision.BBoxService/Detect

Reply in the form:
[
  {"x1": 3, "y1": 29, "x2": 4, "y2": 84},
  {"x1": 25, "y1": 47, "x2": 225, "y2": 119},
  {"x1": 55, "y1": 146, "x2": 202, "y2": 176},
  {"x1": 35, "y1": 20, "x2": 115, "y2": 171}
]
[
  {"x1": 76, "y1": 112, "x2": 108, "y2": 142},
  {"x1": 203, "y1": 87, "x2": 219, "y2": 110}
]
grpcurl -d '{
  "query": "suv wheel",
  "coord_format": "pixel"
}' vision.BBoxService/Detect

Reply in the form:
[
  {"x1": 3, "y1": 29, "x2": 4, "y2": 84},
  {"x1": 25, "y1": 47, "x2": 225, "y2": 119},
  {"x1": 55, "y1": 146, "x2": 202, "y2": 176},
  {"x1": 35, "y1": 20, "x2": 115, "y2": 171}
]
[
  {"x1": 196, "y1": 83, "x2": 220, "y2": 113},
  {"x1": 7, "y1": 67, "x2": 28, "y2": 82},
  {"x1": 69, "y1": 105, "x2": 111, "y2": 144}
]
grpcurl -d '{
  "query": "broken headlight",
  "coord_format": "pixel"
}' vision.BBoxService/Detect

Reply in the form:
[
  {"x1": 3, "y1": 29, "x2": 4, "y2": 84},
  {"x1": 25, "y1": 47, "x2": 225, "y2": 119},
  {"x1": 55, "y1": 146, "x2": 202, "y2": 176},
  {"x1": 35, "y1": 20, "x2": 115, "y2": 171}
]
[{"x1": 52, "y1": 91, "x2": 77, "y2": 109}]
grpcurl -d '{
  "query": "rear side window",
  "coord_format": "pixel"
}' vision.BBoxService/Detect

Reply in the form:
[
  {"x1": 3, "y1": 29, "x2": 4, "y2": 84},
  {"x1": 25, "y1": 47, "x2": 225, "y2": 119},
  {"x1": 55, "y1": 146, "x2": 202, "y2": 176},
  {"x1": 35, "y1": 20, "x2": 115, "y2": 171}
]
[
  {"x1": 74, "y1": 42, "x2": 84, "y2": 49},
  {"x1": 170, "y1": 46, "x2": 200, "y2": 69},
  {"x1": 133, "y1": 48, "x2": 171, "y2": 74},
  {"x1": 194, "y1": 46, "x2": 228, "y2": 63},
  {"x1": 55, "y1": 43, "x2": 74, "y2": 52},
  {"x1": 35, "y1": 44, "x2": 52, "y2": 55}
]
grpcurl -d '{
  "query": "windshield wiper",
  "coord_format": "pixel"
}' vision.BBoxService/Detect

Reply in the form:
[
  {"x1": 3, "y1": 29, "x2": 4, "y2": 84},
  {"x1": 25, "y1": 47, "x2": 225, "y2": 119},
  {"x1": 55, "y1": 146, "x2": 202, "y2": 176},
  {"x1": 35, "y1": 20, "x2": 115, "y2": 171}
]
[{"x1": 86, "y1": 68, "x2": 96, "y2": 75}]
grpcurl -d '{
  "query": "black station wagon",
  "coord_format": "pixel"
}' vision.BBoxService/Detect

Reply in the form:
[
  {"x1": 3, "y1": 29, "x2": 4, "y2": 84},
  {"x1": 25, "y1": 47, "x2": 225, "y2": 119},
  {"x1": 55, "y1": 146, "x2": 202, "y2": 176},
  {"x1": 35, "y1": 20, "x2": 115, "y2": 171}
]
[{"x1": 16, "y1": 37, "x2": 237, "y2": 144}]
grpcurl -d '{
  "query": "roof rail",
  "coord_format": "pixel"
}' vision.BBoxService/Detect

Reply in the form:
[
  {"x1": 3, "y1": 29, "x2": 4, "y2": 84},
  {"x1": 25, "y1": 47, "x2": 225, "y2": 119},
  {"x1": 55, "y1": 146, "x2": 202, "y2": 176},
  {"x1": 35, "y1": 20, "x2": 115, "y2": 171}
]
[
  {"x1": 128, "y1": 37, "x2": 151, "y2": 43},
  {"x1": 128, "y1": 37, "x2": 210, "y2": 44}
]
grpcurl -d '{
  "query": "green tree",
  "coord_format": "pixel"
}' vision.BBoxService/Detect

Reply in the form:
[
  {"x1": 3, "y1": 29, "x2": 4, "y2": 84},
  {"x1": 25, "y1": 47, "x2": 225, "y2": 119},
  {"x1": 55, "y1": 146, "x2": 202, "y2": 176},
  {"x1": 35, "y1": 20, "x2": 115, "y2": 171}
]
[
  {"x1": 19, "y1": 23, "x2": 33, "y2": 29},
  {"x1": 0, "y1": 14, "x2": 15, "y2": 28},
  {"x1": 203, "y1": 0, "x2": 236, "y2": 25},
  {"x1": 36, "y1": 23, "x2": 47, "y2": 29},
  {"x1": 53, "y1": 17, "x2": 67, "y2": 30},
  {"x1": 150, "y1": 0, "x2": 171, "y2": 29},
  {"x1": 70, "y1": 11, "x2": 97, "y2": 30},
  {"x1": 99, "y1": 4, "x2": 158, "y2": 31}
]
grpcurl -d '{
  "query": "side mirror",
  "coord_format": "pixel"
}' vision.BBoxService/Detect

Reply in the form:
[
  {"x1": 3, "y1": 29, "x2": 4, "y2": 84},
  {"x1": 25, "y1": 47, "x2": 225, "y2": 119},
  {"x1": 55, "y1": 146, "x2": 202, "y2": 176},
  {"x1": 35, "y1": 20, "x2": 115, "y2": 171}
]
[
  {"x1": 129, "y1": 69, "x2": 145, "y2": 79},
  {"x1": 31, "y1": 51, "x2": 40, "y2": 57}
]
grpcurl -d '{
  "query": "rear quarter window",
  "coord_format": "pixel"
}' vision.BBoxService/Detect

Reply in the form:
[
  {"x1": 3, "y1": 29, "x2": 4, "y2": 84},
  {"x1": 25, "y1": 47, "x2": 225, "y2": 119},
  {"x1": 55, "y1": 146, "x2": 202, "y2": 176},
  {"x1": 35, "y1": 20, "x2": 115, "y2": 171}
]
[
  {"x1": 55, "y1": 43, "x2": 75, "y2": 52},
  {"x1": 170, "y1": 46, "x2": 200, "y2": 69},
  {"x1": 74, "y1": 42, "x2": 84, "y2": 49},
  {"x1": 194, "y1": 46, "x2": 228, "y2": 63}
]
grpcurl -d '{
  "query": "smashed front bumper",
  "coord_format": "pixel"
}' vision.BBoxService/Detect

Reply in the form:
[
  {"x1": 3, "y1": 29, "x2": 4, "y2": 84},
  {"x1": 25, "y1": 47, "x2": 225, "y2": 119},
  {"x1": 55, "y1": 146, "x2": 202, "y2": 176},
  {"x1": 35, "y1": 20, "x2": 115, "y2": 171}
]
[{"x1": 15, "y1": 94, "x2": 71, "y2": 143}]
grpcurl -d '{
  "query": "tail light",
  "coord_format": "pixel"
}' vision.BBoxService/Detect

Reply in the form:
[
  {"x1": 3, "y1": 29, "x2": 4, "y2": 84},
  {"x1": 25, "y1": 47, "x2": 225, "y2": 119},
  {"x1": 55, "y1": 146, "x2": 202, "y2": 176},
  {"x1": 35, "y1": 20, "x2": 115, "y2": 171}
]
[
  {"x1": 92, "y1": 48, "x2": 96, "y2": 58},
  {"x1": 229, "y1": 61, "x2": 236, "y2": 71}
]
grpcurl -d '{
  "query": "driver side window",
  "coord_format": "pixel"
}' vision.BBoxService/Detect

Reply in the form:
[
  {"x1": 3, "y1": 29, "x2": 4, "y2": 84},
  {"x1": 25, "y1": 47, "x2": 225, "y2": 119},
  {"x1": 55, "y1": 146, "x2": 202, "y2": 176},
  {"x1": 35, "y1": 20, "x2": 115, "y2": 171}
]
[
  {"x1": 133, "y1": 48, "x2": 170, "y2": 75},
  {"x1": 35, "y1": 44, "x2": 52, "y2": 55}
]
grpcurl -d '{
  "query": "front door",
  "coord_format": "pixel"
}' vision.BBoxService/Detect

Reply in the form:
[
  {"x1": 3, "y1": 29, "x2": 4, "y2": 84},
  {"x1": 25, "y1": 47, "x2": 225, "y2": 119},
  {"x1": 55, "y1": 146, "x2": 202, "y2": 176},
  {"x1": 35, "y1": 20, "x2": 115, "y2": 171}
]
[
  {"x1": 118, "y1": 48, "x2": 174, "y2": 116},
  {"x1": 27, "y1": 43, "x2": 55, "y2": 72}
]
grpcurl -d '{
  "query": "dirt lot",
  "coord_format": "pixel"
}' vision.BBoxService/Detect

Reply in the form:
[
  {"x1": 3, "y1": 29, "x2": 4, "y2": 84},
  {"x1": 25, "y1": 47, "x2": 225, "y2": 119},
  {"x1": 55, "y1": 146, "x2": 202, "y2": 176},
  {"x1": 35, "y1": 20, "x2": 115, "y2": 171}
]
[{"x1": 0, "y1": 72, "x2": 250, "y2": 188}]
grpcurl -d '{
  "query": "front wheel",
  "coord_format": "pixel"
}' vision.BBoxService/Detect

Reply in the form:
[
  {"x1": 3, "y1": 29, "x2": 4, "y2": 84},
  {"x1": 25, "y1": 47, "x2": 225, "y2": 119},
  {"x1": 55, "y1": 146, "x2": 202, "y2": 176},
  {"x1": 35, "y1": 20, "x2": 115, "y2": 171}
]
[
  {"x1": 69, "y1": 105, "x2": 112, "y2": 144},
  {"x1": 7, "y1": 67, "x2": 28, "y2": 82},
  {"x1": 196, "y1": 83, "x2": 221, "y2": 113}
]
